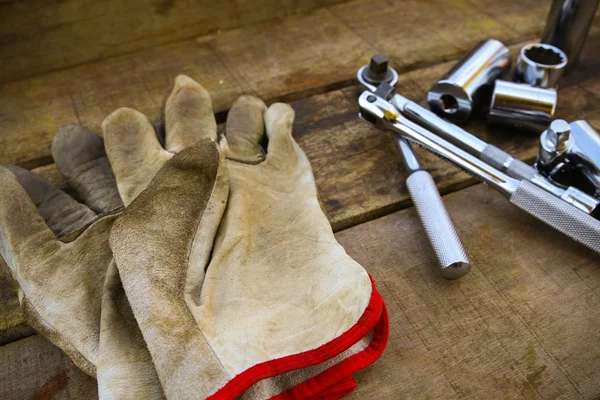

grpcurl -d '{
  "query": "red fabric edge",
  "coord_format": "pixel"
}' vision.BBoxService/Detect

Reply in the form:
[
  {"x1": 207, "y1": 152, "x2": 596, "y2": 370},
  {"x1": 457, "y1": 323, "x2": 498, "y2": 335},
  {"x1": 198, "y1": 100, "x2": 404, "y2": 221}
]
[
  {"x1": 207, "y1": 277, "x2": 387, "y2": 400},
  {"x1": 271, "y1": 295, "x2": 389, "y2": 400},
  {"x1": 311, "y1": 376, "x2": 358, "y2": 400}
]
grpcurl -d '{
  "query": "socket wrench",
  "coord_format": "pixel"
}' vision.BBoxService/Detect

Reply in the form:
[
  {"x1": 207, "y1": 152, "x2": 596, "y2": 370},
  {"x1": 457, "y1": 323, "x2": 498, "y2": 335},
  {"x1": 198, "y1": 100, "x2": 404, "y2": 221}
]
[
  {"x1": 359, "y1": 62, "x2": 471, "y2": 278},
  {"x1": 488, "y1": 80, "x2": 557, "y2": 133},
  {"x1": 538, "y1": 119, "x2": 600, "y2": 198},
  {"x1": 358, "y1": 91, "x2": 600, "y2": 255},
  {"x1": 388, "y1": 91, "x2": 600, "y2": 216},
  {"x1": 513, "y1": 43, "x2": 567, "y2": 88},
  {"x1": 428, "y1": 39, "x2": 511, "y2": 122},
  {"x1": 395, "y1": 134, "x2": 471, "y2": 279},
  {"x1": 542, "y1": 0, "x2": 599, "y2": 73}
]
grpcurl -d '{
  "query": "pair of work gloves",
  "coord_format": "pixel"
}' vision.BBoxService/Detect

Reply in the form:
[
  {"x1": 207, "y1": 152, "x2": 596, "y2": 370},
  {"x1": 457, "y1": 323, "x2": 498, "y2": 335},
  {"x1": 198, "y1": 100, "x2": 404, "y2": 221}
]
[{"x1": 0, "y1": 75, "x2": 388, "y2": 399}]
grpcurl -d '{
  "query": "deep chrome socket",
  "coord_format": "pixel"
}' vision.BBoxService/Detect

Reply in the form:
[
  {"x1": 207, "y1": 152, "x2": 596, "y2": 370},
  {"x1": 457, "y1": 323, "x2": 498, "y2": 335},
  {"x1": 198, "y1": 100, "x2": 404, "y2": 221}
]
[
  {"x1": 513, "y1": 43, "x2": 568, "y2": 88},
  {"x1": 488, "y1": 80, "x2": 557, "y2": 133},
  {"x1": 428, "y1": 39, "x2": 511, "y2": 123},
  {"x1": 542, "y1": 0, "x2": 599, "y2": 73}
]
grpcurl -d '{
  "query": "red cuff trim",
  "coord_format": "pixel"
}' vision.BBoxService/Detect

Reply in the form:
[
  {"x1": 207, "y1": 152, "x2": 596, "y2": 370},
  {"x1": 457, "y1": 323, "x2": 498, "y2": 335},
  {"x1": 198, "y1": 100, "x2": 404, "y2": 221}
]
[
  {"x1": 208, "y1": 277, "x2": 387, "y2": 400},
  {"x1": 271, "y1": 297, "x2": 389, "y2": 399},
  {"x1": 311, "y1": 376, "x2": 358, "y2": 400}
]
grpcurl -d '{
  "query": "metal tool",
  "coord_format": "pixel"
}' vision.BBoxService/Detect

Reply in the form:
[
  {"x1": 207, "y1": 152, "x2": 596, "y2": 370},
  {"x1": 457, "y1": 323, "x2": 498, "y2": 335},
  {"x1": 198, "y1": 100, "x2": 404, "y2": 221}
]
[
  {"x1": 394, "y1": 134, "x2": 471, "y2": 279},
  {"x1": 537, "y1": 119, "x2": 600, "y2": 198},
  {"x1": 542, "y1": 0, "x2": 599, "y2": 73},
  {"x1": 488, "y1": 80, "x2": 557, "y2": 133},
  {"x1": 357, "y1": 54, "x2": 399, "y2": 93},
  {"x1": 387, "y1": 89, "x2": 600, "y2": 216},
  {"x1": 358, "y1": 58, "x2": 471, "y2": 279},
  {"x1": 358, "y1": 91, "x2": 600, "y2": 254},
  {"x1": 427, "y1": 39, "x2": 511, "y2": 123},
  {"x1": 513, "y1": 43, "x2": 567, "y2": 88}
]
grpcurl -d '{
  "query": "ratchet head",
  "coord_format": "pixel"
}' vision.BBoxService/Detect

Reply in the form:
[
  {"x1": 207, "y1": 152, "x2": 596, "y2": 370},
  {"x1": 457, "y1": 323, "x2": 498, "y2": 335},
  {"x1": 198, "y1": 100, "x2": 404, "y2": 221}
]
[
  {"x1": 537, "y1": 119, "x2": 600, "y2": 198},
  {"x1": 358, "y1": 90, "x2": 400, "y2": 130}
]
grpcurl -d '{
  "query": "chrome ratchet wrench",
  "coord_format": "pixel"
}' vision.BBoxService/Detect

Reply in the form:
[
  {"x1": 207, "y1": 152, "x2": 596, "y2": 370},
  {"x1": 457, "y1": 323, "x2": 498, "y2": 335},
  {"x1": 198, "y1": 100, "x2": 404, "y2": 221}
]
[
  {"x1": 360, "y1": 59, "x2": 471, "y2": 279},
  {"x1": 390, "y1": 90, "x2": 600, "y2": 217},
  {"x1": 359, "y1": 91, "x2": 600, "y2": 255}
]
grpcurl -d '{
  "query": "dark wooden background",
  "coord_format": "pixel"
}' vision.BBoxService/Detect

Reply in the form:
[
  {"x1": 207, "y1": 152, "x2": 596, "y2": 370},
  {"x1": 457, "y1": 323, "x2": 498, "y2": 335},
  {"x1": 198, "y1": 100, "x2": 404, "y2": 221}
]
[{"x1": 1, "y1": 0, "x2": 599, "y2": 398}]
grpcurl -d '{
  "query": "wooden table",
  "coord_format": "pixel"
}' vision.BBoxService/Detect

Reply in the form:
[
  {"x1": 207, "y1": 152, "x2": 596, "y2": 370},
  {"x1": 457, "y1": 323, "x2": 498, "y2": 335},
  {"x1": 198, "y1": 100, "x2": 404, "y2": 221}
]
[{"x1": 1, "y1": 0, "x2": 600, "y2": 398}]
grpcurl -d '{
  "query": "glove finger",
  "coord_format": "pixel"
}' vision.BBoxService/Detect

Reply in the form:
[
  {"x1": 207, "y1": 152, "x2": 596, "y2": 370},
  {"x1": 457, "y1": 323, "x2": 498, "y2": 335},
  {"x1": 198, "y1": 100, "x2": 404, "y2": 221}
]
[
  {"x1": 0, "y1": 167, "x2": 60, "y2": 270},
  {"x1": 2, "y1": 165, "x2": 97, "y2": 238},
  {"x1": 103, "y1": 108, "x2": 172, "y2": 207},
  {"x1": 109, "y1": 140, "x2": 230, "y2": 398},
  {"x1": 264, "y1": 103, "x2": 308, "y2": 170},
  {"x1": 164, "y1": 75, "x2": 217, "y2": 153},
  {"x1": 224, "y1": 95, "x2": 267, "y2": 164},
  {"x1": 52, "y1": 124, "x2": 123, "y2": 214}
]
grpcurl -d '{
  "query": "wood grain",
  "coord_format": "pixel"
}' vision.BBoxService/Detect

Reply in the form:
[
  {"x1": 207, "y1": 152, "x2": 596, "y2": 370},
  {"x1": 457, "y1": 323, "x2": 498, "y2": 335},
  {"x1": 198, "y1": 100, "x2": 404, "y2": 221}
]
[
  {"x1": 3, "y1": 38, "x2": 600, "y2": 343},
  {"x1": 0, "y1": 0, "x2": 553, "y2": 169},
  {"x1": 337, "y1": 183, "x2": 600, "y2": 399},
  {"x1": 0, "y1": 335, "x2": 97, "y2": 399},
  {"x1": 329, "y1": 0, "x2": 541, "y2": 72},
  {"x1": 0, "y1": 0, "x2": 347, "y2": 83}
]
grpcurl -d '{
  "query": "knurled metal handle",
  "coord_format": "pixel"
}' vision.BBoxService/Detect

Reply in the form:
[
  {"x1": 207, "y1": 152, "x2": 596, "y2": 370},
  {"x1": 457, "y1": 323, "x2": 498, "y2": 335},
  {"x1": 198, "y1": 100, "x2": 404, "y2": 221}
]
[
  {"x1": 510, "y1": 180, "x2": 600, "y2": 254},
  {"x1": 406, "y1": 170, "x2": 471, "y2": 279}
]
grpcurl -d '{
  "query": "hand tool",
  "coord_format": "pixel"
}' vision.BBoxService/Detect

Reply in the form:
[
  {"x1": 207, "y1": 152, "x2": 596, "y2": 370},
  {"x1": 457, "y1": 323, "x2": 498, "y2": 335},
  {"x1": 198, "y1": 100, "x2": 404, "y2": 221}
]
[
  {"x1": 488, "y1": 80, "x2": 557, "y2": 133},
  {"x1": 386, "y1": 89, "x2": 600, "y2": 216},
  {"x1": 357, "y1": 54, "x2": 399, "y2": 93},
  {"x1": 394, "y1": 134, "x2": 471, "y2": 279},
  {"x1": 537, "y1": 119, "x2": 600, "y2": 198},
  {"x1": 358, "y1": 91, "x2": 600, "y2": 255},
  {"x1": 542, "y1": 0, "x2": 599, "y2": 73},
  {"x1": 427, "y1": 39, "x2": 511, "y2": 123},
  {"x1": 358, "y1": 56, "x2": 471, "y2": 279},
  {"x1": 513, "y1": 43, "x2": 567, "y2": 88}
]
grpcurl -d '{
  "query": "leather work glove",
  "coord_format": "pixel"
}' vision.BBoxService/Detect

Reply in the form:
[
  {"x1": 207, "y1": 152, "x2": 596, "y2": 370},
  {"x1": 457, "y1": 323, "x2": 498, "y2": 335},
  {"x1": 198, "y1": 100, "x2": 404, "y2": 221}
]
[
  {"x1": 109, "y1": 85, "x2": 389, "y2": 399},
  {"x1": 0, "y1": 76, "x2": 225, "y2": 399},
  {"x1": 0, "y1": 129, "x2": 163, "y2": 399}
]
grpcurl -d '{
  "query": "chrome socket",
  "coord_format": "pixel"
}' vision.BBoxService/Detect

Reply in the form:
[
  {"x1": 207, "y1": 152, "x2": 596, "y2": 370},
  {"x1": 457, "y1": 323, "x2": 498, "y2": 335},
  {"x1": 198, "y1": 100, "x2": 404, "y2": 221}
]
[
  {"x1": 513, "y1": 43, "x2": 567, "y2": 88},
  {"x1": 537, "y1": 120, "x2": 600, "y2": 198},
  {"x1": 542, "y1": 0, "x2": 599, "y2": 73},
  {"x1": 488, "y1": 80, "x2": 557, "y2": 133},
  {"x1": 427, "y1": 39, "x2": 511, "y2": 123}
]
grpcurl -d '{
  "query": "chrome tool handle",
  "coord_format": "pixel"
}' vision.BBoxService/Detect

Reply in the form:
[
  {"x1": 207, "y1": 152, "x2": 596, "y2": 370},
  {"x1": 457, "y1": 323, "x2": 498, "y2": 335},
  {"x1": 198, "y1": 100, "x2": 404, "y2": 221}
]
[
  {"x1": 406, "y1": 169, "x2": 471, "y2": 279},
  {"x1": 510, "y1": 180, "x2": 600, "y2": 254},
  {"x1": 392, "y1": 93, "x2": 600, "y2": 215},
  {"x1": 395, "y1": 94, "x2": 538, "y2": 180}
]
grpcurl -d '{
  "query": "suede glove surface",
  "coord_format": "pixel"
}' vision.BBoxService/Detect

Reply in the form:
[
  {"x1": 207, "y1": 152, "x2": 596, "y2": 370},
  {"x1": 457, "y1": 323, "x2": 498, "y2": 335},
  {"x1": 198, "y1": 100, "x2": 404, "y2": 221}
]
[
  {"x1": 0, "y1": 74, "x2": 388, "y2": 400},
  {"x1": 109, "y1": 87, "x2": 388, "y2": 399},
  {"x1": 0, "y1": 76, "x2": 225, "y2": 399}
]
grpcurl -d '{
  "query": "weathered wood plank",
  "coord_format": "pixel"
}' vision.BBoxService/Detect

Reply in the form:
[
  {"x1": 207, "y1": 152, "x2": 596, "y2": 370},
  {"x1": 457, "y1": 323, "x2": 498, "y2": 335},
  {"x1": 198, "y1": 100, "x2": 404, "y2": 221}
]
[
  {"x1": 338, "y1": 183, "x2": 600, "y2": 399},
  {"x1": 0, "y1": 40, "x2": 242, "y2": 169},
  {"x1": 0, "y1": 0, "x2": 553, "y2": 169},
  {"x1": 0, "y1": 0, "x2": 347, "y2": 83},
  {"x1": 0, "y1": 335, "x2": 97, "y2": 399},
  {"x1": 329, "y1": 0, "x2": 540, "y2": 72}
]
